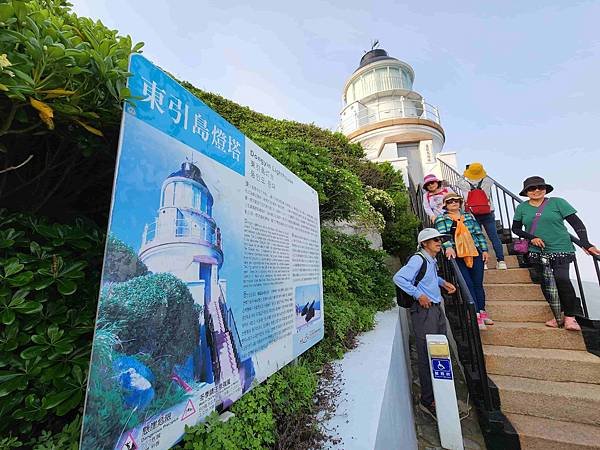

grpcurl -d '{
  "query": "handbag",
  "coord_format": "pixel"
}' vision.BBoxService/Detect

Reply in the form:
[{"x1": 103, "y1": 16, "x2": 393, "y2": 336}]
[{"x1": 513, "y1": 199, "x2": 548, "y2": 254}]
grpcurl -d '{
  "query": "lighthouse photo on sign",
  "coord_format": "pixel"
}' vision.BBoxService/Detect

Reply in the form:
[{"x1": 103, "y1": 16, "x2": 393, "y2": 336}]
[{"x1": 81, "y1": 114, "x2": 252, "y2": 449}]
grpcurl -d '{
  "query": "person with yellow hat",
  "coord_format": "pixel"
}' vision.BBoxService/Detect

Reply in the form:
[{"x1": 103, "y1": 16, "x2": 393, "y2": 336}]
[{"x1": 458, "y1": 163, "x2": 507, "y2": 270}]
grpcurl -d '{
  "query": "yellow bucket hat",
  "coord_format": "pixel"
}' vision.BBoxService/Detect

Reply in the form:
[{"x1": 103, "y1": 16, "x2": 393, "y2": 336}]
[{"x1": 464, "y1": 162, "x2": 487, "y2": 179}]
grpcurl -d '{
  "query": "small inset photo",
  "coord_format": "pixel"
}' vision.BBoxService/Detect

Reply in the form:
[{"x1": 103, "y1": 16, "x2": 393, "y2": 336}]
[{"x1": 295, "y1": 284, "x2": 322, "y2": 330}]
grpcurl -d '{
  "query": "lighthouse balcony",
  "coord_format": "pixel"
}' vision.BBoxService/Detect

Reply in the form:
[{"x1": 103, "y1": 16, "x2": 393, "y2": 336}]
[
  {"x1": 340, "y1": 96, "x2": 441, "y2": 135},
  {"x1": 141, "y1": 218, "x2": 222, "y2": 253}
]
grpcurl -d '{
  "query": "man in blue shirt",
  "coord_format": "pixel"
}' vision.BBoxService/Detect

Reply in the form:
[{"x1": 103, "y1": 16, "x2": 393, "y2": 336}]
[{"x1": 393, "y1": 228, "x2": 456, "y2": 419}]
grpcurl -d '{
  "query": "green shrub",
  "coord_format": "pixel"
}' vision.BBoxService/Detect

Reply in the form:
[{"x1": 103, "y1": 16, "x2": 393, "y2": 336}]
[
  {"x1": 0, "y1": 0, "x2": 139, "y2": 135},
  {"x1": 176, "y1": 363, "x2": 317, "y2": 450},
  {"x1": 382, "y1": 190, "x2": 421, "y2": 260},
  {"x1": 0, "y1": 0, "x2": 142, "y2": 221},
  {"x1": 0, "y1": 210, "x2": 104, "y2": 436},
  {"x1": 320, "y1": 227, "x2": 395, "y2": 311}
]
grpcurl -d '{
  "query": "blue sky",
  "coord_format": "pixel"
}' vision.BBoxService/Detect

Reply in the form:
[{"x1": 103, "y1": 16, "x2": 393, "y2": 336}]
[{"x1": 72, "y1": 0, "x2": 599, "y2": 255}]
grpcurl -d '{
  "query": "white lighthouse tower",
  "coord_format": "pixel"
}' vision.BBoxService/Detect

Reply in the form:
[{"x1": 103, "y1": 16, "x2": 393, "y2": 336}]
[
  {"x1": 139, "y1": 161, "x2": 244, "y2": 405},
  {"x1": 340, "y1": 47, "x2": 455, "y2": 185}
]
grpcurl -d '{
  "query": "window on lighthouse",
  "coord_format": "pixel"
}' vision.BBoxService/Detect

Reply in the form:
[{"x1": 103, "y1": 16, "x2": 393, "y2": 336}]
[
  {"x1": 176, "y1": 210, "x2": 185, "y2": 236},
  {"x1": 192, "y1": 185, "x2": 202, "y2": 211},
  {"x1": 163, "y1": 182, "x2": 175, "y2": 207}
]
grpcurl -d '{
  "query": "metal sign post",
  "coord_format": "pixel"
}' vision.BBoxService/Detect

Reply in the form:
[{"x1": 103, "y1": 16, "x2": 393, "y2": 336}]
[{"x1": 426, "y1": 334, "x2": 463, "y2": 450}]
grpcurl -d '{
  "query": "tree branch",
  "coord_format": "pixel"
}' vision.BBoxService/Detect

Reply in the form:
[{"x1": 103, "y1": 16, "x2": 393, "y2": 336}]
[{"x1": 0, "y1": 154, "x2": 34, "y2": 174}]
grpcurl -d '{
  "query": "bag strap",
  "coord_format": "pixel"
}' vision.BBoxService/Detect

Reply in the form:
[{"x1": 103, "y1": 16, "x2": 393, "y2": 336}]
[
  {"x1": 529, "y1": 199, "x2": 548, "y2": 235},
  {"x1": 467, "y1": 180, "x2": 484, "y2": 190},
  {"x1": 413, "y1": 253, "x2": 428, "y2": 287}
]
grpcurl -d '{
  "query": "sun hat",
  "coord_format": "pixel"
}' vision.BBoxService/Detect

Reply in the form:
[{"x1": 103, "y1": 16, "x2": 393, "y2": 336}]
[
  {"x1": 422, "y1": 174, "x2": 441, "y2": 190},
  {"x1": 519, "y1": 176, "x2": 554, "y2": 196},
  {"x1": 464, "y1": 162, "x2": 487, "y2": 180},
  {"x1": 417, "y1": 228, "x2": 450, "y2": 244},
  {"x1": 442, "y1": 192, "x2": 464, "y2": 205}
]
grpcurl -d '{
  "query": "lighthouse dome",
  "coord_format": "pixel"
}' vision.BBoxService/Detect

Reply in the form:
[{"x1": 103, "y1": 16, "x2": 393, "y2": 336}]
[
  {"x1": 357, "y1": 48, "x2": 398, "y2": 70},
  {"x1": 168, "y1": 161, "x2": 208, "y2": 188}
]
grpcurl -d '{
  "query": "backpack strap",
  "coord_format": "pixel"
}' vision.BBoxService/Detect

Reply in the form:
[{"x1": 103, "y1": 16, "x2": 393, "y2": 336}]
[
  {"x1": 477, "y1": 180, "x2": 483, "y2": 189},
  {"x1": 413, "y1": 253, "x2": 428, "y2": 287}
]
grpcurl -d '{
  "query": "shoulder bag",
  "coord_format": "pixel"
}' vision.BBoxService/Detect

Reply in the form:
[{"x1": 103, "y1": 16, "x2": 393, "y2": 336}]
[{"x1": 513, "y1": 199, "x2": 548, "y2": 254}]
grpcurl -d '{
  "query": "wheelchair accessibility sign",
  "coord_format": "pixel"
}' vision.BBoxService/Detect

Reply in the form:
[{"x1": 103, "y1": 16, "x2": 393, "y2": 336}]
[{"x1": 431, "y1": 358, "x2": 453, "y2": 380}]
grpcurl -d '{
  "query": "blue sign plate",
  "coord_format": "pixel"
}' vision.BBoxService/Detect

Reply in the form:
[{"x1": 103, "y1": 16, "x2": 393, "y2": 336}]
[{"x1": 431, "y1": 358, "x2": 453, "y2": 380}]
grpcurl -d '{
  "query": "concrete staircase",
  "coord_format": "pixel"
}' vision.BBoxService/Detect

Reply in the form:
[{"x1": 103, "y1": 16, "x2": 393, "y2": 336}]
[{"x1": 482, "y1": 251, "x2": 600, "y2": 449}]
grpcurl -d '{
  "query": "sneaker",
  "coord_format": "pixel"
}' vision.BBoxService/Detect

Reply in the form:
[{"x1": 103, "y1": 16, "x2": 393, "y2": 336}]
[
  {"x1": 477, "y1": 312, "x2": 487, "y2": 330},
  {"x1": 480, "y1": 310, "x2": 494, "y2": 325},
  {"x1": 419, "y1": 400, "x2": 437, "y2": 420},
  {"x1": 564, "y1": 316, "x2": 581, "y2": 331},
  {"x1": 484, "y1": 263, "x2": 489, "y2": 270},
  {"x1": 496, "y1": 261, "x2": 508, "y2": 270},
  {"x1": 545, "y1": 318, "x2": 559, "y2": 328}
]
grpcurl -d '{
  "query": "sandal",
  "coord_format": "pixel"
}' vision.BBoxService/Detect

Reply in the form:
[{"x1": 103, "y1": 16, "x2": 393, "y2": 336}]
[{"x1": 564, "y1": 316, "x2": 581, "y2": 331}]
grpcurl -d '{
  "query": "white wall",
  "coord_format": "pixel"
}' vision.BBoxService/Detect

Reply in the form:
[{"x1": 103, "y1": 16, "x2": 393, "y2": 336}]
[{"x1": 323, "y1": 308, "x2": 417, "y2": 450}]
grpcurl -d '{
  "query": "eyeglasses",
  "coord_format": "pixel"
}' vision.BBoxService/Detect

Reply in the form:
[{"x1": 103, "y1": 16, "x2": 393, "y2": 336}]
[
  {"x1": 431, "y1": 237, "x2": 443, "y2": 243},
  {"x1": 526, "y1": 185, "x2": 546, "y2": 192},
  {"x1": 445, "y1": 199, "x2": 462, "y2": 204}
]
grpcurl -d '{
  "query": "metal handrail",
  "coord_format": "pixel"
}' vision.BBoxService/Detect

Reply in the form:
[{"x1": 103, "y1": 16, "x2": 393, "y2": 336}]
[{"x1": 436, "y1": 157, "x2": 600, "y2": 319}]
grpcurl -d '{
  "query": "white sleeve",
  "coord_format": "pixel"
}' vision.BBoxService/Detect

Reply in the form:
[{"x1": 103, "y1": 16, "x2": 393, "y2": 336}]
[{"x1": 422, "y1": 192, "x2": 434, "y2": 217}]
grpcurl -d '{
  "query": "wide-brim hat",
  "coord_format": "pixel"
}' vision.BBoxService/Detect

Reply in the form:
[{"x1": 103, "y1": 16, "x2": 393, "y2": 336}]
[
  {"x1": 417, "y1": 228, "x2": 450, "y2": 244},
  {"x1": 442, "y1": 192, "x2": 464, "y2": 205},
  {"x1": 519, "y1": 176, "x2": 554, "y2": 196},
  {"x1": 423, "y1": 174, "x2": 441, "y2": 190},
  {"x1": 464, "y1": 162, "x2": 487, "y2": 180}
]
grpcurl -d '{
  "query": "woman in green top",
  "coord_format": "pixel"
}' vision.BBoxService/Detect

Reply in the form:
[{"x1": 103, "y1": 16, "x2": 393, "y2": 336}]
[{"x1": 512, "y1": 176, "x2": 600, "y2": 331}]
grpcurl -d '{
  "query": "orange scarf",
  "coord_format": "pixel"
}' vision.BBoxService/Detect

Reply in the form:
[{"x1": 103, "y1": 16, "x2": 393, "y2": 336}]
[{"x1": 452, "y1": 214, "x2": 479, "y2": 268}]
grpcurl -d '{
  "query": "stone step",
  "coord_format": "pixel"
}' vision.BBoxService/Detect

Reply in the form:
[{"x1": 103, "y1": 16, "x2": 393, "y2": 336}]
[
  {"x1": 480, "y1": 322, "x2": 586, "y2": 350},
  {"x1": 506, "y1": 413, "x2": 600, "y2": 450},
  {"x1": 487, "y1": 254, "x2": 520, "y2": 268},
  {"x1": 484, "y1": 345, "x2": 600, "y2": 384},
  {"x1": 486, "y1": 301, "x2": 553, "y2": 322},
  {"x1": 491, "y1": 374, "x2": 600, "y2": 426},
  {"x1": 485, "y1": 241, "x2": 510, "y2": 257},
  {"x1": 484, "y1": 268, "x2": 532, "y2": 284},
  {"x1": 484, "y1": 283, "x2": 545, "y2": 301}
]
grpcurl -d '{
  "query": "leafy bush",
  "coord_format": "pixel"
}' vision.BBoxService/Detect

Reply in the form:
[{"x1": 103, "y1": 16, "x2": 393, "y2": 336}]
[
  {"x1": 0, "y1": 0, "x2": 139, "y2": 134},
  {"x1": 0, "y1": 0, "x2": 142, "y2": 221},
  {"x1": 320, "y1": 227, "x2": 394, "y2": 311},
  {"x1": 0, "y1": 210, "x2": 103, "y2": 436},
  {"x1": 382, "y1": 190, "x2": 421, "y2": 260}
]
